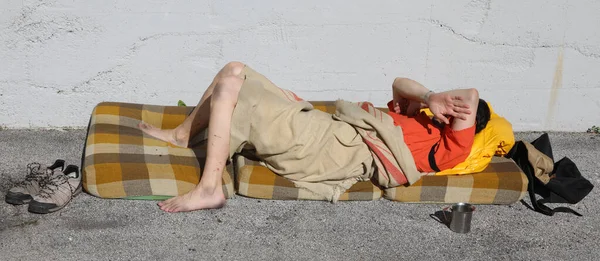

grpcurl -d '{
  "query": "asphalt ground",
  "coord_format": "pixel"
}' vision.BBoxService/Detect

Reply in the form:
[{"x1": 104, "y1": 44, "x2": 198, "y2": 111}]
[{"x1": 0, "y1": 129, "x2": 598, "y2": 261}]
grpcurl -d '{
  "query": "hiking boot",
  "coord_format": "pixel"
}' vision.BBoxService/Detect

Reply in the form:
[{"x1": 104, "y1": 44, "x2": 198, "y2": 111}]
[
  {"x1": 5, "y1": 160, "x2": 65, "y2": 205},
  {"x1": 28, "y1": 165, "x2": 81, "y2": 214}
]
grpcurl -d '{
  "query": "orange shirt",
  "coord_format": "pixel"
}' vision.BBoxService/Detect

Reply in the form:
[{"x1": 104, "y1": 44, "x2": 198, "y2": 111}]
[{"x1": 386, "y1": 101, "x2": 476, "y2": 172}]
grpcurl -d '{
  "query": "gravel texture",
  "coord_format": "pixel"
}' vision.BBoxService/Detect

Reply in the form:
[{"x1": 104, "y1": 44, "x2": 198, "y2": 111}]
[{"x1": 0, "y1": 130, "x2": 598, "y2": 260}]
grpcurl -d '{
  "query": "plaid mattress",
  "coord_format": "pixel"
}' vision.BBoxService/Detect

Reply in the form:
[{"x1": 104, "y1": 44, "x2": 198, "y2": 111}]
[
  {"x1": 235, "y1": 154, "x2": 383, "y2": 201},
  {"x1": 234, "y1": 101, "x2": 527, "y2": 204},
  {"x1": 235, "y1": 154, "x2": 526, "y2": 204},
  {"x1": 82, "y1": 102, "x2": 235, "y2": 199},
  {"x1": 383, "y1": 156, "x2": 527, "y2": 204},
  {"x1": 82, "y1": 101, "x2": 527, "y2": 204}
]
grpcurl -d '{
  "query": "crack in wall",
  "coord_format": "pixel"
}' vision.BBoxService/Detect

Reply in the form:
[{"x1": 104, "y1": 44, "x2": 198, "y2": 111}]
[
  {"x1": 423, "y1": 19, "x2": 600, "y2": 59},
  {"x1": 65, "y1": 31, "x2": 230, "y2": 96},
  {"x1": 8, "y1": 1, "x2": 47, "y2": 29},
  {"x1": 30, "y1": 83, "x2": 63, "y2": 93},
  {"x1": 3, "y1": 80, "x2": 72, "y2": 95},
  {"x1": 71, "y1": 65, "x2": 125, "y2": 93},
  {"x1": 138, "y1": 31, "x2": 218, "y2": 42},
  {"x1": 126, "y1": 31, "x2": 221, "y2": 58},
  {"x1": 5, "y1": 2, "x2": 97, "y2": 49}
]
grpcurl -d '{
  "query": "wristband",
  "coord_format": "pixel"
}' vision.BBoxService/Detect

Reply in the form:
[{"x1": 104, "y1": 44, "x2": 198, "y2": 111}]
[{"x1": 422, "y1": 90, "x2": 434, "y2": 103}]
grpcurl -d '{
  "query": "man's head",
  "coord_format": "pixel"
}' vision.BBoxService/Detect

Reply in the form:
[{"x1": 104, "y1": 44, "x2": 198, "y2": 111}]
[{"x1": 475, "y1": 99, "x2": 491, "y2": 134}]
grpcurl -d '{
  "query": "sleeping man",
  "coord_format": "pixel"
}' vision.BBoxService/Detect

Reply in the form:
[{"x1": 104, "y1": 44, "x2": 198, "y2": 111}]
[{"x1": 138, "y1": 61, "x2": 490, "y2": 213}]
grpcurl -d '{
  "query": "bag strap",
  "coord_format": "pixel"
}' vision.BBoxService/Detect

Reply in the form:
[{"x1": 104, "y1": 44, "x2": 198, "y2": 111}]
[
  {"x1": 428, "y1": 141, "x2": 441, "y2": 172},
  {"x1": 508, "y1": 142, "x2": 582, "y2": 216}
]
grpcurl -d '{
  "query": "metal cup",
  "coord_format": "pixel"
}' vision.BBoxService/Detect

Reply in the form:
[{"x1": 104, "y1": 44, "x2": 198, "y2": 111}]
[{"x1": 444, "y1": 203, "x2": 475, "y2": 233}]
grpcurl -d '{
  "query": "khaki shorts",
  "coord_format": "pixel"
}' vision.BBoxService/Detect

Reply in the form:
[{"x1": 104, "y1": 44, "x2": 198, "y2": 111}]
[{"x1": 229, "y1": 66, "x2": 374, "y2": 187}]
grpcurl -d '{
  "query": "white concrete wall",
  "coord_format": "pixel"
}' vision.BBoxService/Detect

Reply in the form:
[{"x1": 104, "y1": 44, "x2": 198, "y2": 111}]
[{"x1": 1, "y1": 0, "x2": 599, "y2": 131}]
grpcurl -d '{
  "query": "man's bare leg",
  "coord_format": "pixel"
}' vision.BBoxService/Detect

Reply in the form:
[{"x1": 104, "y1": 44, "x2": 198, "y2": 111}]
[
  {"x1": 138, "y1": 62, "x2": 245, "y2": 147},
  {"x1": 158, "y1": 75, "x2": 244, "y2": 212},
  {"x1": 138, "y1": 62, "x2": 246, "y2": 212}
]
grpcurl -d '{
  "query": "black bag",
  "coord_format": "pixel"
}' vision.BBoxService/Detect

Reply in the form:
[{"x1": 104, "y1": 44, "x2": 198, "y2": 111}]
[{"x1": 505, "y1": 133, "x2": 594, "y2": 216}]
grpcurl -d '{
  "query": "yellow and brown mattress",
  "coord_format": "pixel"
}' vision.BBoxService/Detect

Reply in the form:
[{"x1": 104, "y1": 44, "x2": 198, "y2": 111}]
[{"x1": 82, "y1": 101, "x2": 527, "y2": 204}]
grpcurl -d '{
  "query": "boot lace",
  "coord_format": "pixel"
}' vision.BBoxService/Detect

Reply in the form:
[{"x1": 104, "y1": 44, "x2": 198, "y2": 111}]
[
  {"x1": 37, "y1": 174, "x2": 75, "y2": 199},
  {"x1": 20, "y1": 163, "x2": 49, "y2": 186}
]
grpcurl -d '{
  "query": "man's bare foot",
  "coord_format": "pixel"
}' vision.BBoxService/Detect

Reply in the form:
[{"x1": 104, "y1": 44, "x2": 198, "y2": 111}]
[
  {"x1": 138, "y1": 122, "x2": 188, "y2": 147},
  {"x1": 158, "y1": 186, "x2": 226, "y2": 213}
]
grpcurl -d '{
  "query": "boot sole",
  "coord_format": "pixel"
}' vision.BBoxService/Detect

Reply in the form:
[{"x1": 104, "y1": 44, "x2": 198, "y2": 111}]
[
  {"x1": 5, "y1": 192, "x2": 33, "y2": 205},
  {"x1": 28, "y1": 185, "x2": 82, "y2": 214}
]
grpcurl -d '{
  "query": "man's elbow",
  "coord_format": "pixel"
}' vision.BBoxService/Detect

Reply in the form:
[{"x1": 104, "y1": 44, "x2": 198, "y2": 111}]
[
  {"x1": 393, "y1": 77, "x2": 412, "y2": 88},
  {"x1": 466, "y1": 88, "x2": 479, "y2": 103}
]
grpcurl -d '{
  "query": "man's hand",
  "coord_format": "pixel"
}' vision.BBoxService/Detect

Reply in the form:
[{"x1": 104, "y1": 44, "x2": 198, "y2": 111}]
[
  {"x1": 392, "y1": 96, "x2": 425, "y2": 116},
  {"x1": 427, "y1": 91, "x2": 471, "y2": 124}
]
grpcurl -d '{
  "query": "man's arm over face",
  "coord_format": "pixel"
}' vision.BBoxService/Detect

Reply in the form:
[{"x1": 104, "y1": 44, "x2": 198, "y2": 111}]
[
  {"x1": 392, "y1": 77, "x2": 433, "y2": 106},
  {"x1": 391, "y1": 77, "x2": 472, "y2": 124},
  {"x1": 392, "y1": 78, "x2": 432, "y2": 114}
]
